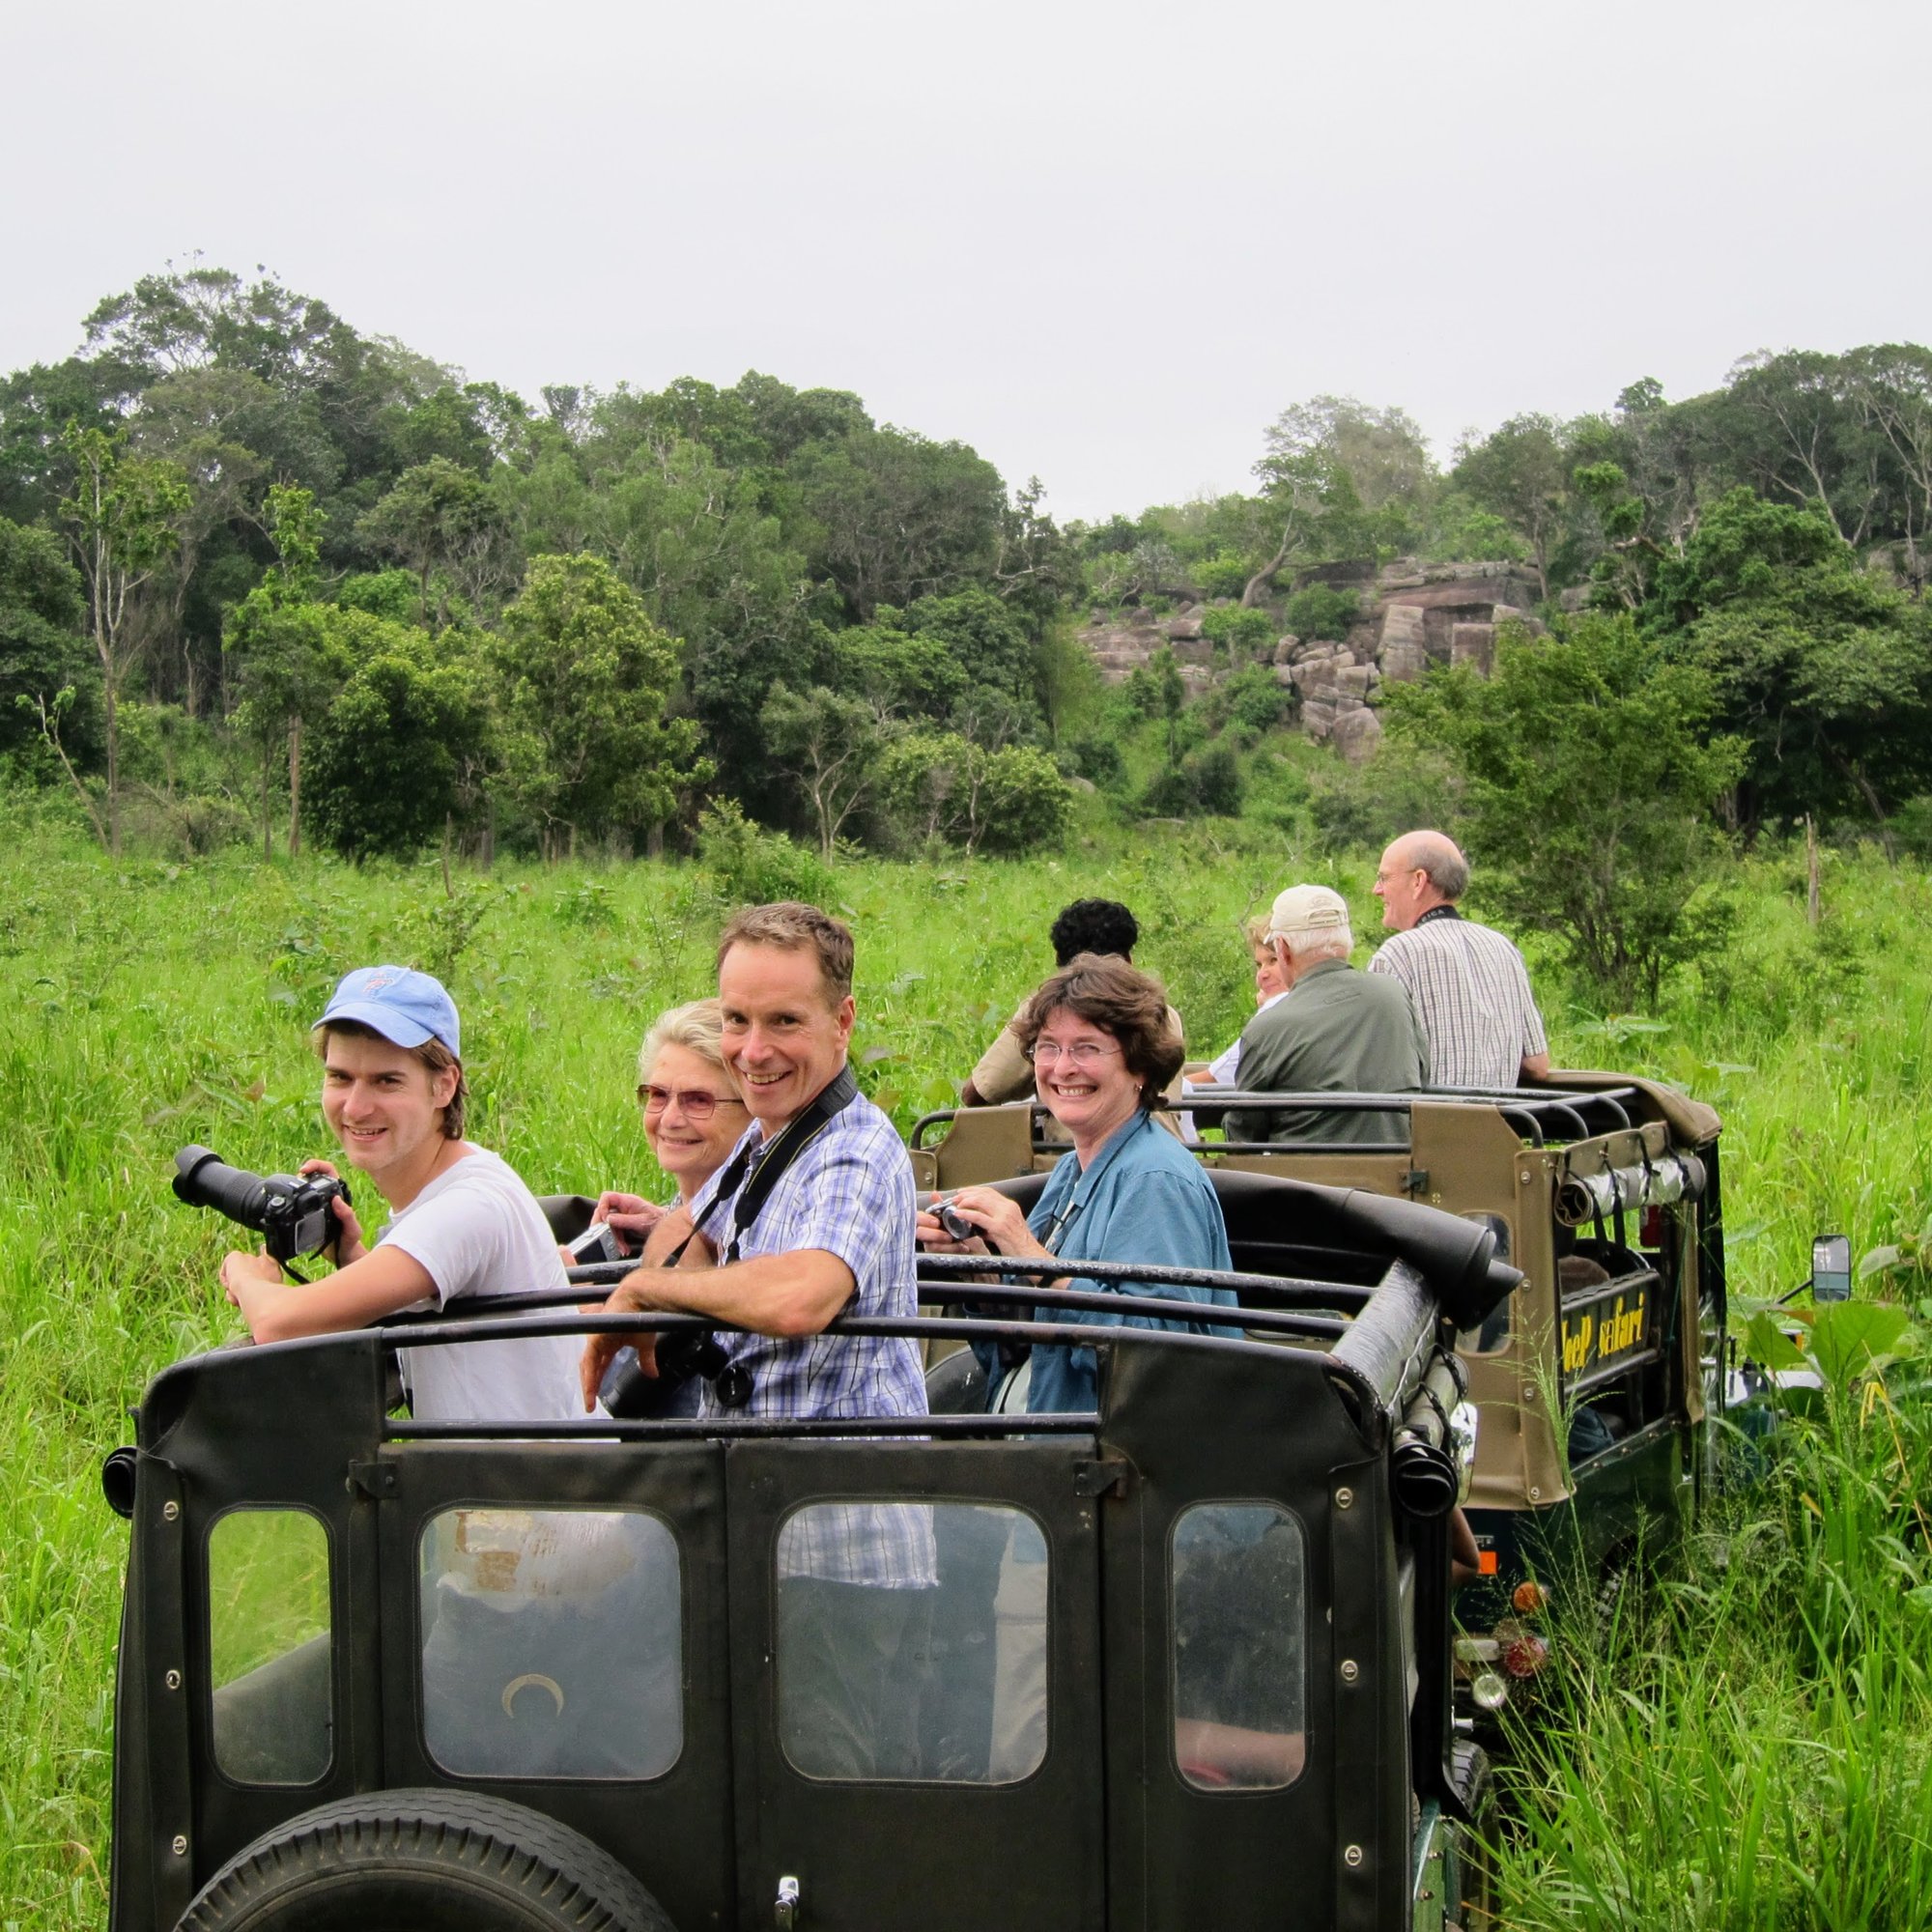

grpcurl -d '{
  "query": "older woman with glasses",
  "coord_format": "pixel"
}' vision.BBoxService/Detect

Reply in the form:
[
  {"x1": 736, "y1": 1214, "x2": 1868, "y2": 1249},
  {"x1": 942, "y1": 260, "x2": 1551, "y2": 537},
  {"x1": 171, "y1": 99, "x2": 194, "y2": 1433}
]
[
  {"x1": 580, "y1": 1000, "x2": 750, "y2": 1415},
  {"x1": 589, "y1": 998, "x2": 751, "y2": 1253},
  {"x1": 918, "y1": 953, "x2": 1237, "y2": 1414}
]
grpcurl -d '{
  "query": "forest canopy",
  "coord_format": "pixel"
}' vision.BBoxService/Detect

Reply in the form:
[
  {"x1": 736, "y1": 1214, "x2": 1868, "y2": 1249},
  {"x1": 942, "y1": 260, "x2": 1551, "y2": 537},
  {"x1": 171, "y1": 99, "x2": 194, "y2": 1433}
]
[{"x1": 3, "y1": 262, "x2": 1927, "y2": 882}]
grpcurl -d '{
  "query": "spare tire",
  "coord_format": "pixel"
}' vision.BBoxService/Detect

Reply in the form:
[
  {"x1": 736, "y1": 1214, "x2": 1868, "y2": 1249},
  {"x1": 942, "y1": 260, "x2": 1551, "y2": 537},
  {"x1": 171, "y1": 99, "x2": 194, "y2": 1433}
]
[{"x1": 178, "y1": 1787, "x2": 676, "y2": 1932}]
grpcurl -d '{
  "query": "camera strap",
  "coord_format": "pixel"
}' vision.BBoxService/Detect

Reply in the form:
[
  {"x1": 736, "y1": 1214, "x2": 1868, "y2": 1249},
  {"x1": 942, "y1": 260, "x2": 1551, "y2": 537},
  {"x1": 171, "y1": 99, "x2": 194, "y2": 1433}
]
[{"x1": 704, "y1": 1064, "x2": 861, "y2": 1264}]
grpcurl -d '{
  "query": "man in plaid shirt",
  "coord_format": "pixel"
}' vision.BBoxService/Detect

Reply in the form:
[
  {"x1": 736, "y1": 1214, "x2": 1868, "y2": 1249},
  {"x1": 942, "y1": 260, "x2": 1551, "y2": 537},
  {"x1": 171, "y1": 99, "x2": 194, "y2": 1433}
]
[
  {"x1": 1370, "y1": 831, "x2": 1551, "y2": 1092},
  {"x1": 581, "y1": 901, "x2": 935, "y2": 1776}
]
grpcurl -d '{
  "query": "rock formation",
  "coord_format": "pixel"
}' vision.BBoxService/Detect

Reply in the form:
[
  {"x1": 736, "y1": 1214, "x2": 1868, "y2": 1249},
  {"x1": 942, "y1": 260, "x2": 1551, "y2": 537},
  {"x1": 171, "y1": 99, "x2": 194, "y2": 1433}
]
[{"x1": 1076, "y1": 557, "x2": 1544, "y2": 762}]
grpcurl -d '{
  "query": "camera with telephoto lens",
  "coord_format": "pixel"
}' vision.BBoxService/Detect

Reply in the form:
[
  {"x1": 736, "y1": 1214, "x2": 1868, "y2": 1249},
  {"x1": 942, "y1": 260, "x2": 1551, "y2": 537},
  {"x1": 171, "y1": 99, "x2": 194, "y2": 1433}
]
[{"x1": 172, "y1": 1145, "x2": 353, "y2": 1264}]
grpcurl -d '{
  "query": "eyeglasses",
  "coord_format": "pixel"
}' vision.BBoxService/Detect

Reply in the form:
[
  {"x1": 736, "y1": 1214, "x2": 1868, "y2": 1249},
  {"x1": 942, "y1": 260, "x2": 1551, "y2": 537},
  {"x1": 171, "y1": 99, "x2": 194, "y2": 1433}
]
[
  {"x1": 1026, "y1": 1038, "x2": 1122, "y2": 1068},
  {"x1": 638, "y1": 1084, "x2": 746, "y2": 1121}
]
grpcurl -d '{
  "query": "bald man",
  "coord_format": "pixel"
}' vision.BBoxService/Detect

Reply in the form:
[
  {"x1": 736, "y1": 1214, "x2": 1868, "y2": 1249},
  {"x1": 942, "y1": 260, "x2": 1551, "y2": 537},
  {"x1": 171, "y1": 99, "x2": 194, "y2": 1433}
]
[{"x1": 1369, "y1": 831, "x2": 1549, "y2": 1090}]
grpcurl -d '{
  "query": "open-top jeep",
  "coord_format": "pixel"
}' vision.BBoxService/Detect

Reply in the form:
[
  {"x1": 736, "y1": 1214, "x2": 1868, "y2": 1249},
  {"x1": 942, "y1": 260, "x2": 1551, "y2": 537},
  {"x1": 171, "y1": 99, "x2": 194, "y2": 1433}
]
[
  {"x1": 910, "y1": 1069, "x2": 1725, "y2": 1705},
  {"x1": 104, "y1": 1174, "x2": 1515, "y2": 1932}
]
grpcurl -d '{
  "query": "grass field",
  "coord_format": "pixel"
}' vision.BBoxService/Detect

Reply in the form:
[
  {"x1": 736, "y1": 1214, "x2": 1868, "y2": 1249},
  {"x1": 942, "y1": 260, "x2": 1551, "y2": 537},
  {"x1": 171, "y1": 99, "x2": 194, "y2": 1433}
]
[{"x1": 3, "y1": 805, "x2": 1929, "y2": 1927}]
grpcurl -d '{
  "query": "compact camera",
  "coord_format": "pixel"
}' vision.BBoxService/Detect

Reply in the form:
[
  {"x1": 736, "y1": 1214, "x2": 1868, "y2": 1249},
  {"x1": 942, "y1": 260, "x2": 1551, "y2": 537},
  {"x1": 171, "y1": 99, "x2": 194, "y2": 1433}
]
[
  {"x1": 566, "y1": 1221, "x2": 626, "y2": 1265},
  {"x1": 933, "y1": 1199, "x2": 975, "y2": 1243}
]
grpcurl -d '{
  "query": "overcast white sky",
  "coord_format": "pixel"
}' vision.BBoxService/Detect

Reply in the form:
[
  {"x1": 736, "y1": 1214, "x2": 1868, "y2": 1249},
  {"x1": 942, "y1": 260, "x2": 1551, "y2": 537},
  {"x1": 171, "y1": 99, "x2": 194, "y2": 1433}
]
[{"x1": 4, "y1": 0, "x2": 1925, "y2": 523}]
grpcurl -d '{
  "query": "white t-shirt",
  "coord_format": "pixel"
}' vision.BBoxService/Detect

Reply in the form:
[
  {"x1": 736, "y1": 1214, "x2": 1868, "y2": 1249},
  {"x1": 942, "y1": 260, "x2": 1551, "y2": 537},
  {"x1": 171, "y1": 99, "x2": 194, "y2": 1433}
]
[
  {"x1": 378, "y1": 1147, "x2": 582, "y2": 1423},
  {"x1": 1199, "y1": 988, "x2": 1288, "y2": 1089}
]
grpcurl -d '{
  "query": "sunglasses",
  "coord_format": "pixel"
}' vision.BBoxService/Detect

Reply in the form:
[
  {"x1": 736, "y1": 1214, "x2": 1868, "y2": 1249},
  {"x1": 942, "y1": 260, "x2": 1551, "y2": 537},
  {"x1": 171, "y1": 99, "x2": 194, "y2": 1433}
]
[{"x1": 638, "y1": 1084, "x2": 747, "y2": 1122}]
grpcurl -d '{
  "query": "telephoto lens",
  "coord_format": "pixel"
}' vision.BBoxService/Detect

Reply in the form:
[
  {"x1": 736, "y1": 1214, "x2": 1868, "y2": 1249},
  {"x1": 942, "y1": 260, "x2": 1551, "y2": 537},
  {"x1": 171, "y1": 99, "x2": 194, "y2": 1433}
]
[
  {"x1": 173, "y1": 1146, "x2": 276, "y2": 1228},
  {"x1": 172, "y1": 1147, "x2": 351, "y2": 1264}
]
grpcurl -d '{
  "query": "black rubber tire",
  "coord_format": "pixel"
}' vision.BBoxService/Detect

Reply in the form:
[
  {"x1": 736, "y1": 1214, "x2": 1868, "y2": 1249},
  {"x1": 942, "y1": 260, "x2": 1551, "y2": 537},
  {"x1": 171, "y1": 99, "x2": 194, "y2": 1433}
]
[{"x1": 176, "y1": 1787, "x2": 676, "y2": 1932}]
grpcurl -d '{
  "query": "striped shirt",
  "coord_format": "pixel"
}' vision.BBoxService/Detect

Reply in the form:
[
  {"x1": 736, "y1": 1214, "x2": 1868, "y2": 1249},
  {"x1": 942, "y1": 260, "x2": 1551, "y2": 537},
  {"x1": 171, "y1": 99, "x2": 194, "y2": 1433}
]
[
  {"x1": 1367, "y1": 909, "x2": 1547, "y2": 1091},
  {"x1": 687, "y1": 1081, "x2": 935, "y2": 1588}
]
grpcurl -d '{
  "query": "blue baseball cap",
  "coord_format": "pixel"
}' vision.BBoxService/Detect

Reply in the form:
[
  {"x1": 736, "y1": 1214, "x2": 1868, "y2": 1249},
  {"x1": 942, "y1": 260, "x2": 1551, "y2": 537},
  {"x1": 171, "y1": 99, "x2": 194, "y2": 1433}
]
[{"x1": 315, "y1": 966, "x2": 461, "y2": 1057}]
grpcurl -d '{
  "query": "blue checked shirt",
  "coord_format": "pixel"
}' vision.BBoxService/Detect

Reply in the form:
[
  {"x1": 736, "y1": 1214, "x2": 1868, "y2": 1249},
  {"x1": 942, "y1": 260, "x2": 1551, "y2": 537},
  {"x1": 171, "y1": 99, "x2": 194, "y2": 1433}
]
[{"x1": 686, "y1": 1079, "x2": 935, "y2": 1587}]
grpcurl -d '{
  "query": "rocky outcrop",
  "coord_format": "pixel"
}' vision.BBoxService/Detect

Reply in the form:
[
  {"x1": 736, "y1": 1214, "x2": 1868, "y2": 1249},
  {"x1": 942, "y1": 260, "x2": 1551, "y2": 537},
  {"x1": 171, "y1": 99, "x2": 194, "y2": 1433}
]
[{"x1": 1074, "y1": 556, "x2": 1542, "y2": 754}]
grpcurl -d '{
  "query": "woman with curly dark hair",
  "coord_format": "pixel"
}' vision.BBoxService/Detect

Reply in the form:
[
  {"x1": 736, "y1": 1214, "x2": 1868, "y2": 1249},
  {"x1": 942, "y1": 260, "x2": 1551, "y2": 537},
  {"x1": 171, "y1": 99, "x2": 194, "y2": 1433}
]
[{"x1": 918, "y1": 952, "x2": 1236, "y2": 1413}]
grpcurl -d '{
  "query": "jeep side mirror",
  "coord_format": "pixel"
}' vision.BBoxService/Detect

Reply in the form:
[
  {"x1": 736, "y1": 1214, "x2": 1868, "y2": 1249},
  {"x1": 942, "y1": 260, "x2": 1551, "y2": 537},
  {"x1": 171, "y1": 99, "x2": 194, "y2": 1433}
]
[{"x1": 1810, "y1": 1233, "x2": 1852, "y2": 1303}]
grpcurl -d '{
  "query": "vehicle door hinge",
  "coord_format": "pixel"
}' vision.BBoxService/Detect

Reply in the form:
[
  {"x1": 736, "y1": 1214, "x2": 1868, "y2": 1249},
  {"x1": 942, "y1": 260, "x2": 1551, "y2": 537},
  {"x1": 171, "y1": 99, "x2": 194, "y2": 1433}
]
[
  {"x1": 347, "y1": 1460, "x2": 397, "y2": 1498},
  {"x1": 1074, "y1": 1458, "x2": 1132, "y2": 1498},
  {"x1": 1404, "y1": 1168, "x2": 1431, "y2": 1198}
]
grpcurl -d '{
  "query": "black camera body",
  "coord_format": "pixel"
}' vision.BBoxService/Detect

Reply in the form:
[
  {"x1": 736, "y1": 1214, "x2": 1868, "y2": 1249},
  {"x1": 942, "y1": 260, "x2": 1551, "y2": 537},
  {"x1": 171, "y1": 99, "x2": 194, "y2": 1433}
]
[{"x1": 173, "y1": 1146, "x2": 352, "y2": 1264}]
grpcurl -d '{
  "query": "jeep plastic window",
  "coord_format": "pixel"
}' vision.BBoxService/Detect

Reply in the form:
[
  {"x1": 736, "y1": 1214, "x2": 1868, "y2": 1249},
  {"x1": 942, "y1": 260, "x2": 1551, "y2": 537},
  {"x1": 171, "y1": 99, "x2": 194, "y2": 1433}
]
[
  {"x1": 774, "y1": 1500, "x2": 1047, "y2": 1783},
  {"x1": 1463, "y1": 1212, "x2": 1514, "y2": 1352},
  {"x1": 207, "y1": 1507, "x2": 332, "y2": 1786},
  {"x1": 418, "y1": 1507, "x2": 682, "y2": 1780},
  {"x1": 1171, "y1": 1501, "x2": 1306, "y2": 1791}
]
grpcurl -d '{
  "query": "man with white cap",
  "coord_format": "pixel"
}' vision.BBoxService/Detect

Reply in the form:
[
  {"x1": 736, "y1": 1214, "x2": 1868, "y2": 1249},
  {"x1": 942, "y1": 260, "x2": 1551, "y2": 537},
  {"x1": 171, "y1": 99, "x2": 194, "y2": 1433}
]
[
  {"x1": 1229, "y1": 886, "x2": 1430, "y2": 1145},
  {"x1": 216, "y1": 964, "x2": 582, "y2": 1421}
]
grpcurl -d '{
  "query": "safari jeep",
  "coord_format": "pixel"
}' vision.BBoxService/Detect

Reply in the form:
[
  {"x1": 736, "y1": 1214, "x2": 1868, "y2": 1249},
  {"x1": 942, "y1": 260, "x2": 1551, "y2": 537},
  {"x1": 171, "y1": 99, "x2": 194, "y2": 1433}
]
[
  {"x1": 910, "y1": 1070, "x2": 1725, "y2": 1712},
  {"x1": 102, "y1": 1175, "x2": 1514, "y2": 1932}
]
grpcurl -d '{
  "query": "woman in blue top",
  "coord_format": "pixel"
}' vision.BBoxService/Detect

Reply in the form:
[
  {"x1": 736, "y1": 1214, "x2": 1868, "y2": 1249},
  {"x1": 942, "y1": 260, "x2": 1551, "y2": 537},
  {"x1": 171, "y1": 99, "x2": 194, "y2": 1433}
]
[{"x1": 919, "y1": 952, "x2": 1237, "y2": 1412}]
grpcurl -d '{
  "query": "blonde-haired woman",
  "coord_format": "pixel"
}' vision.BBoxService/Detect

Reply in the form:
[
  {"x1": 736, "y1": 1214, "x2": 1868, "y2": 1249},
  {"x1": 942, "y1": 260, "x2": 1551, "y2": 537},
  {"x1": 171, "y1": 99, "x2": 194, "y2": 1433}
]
[
  {"x1": 590, "y1": 998, "x2": 751, "y2": 1251},
  {"x1": 1187, "y1": 916, "x2": 1290, "y2": 1089},
  {"x1": 583, "y1": 1000, "x2": 750, "y2": 1416}
]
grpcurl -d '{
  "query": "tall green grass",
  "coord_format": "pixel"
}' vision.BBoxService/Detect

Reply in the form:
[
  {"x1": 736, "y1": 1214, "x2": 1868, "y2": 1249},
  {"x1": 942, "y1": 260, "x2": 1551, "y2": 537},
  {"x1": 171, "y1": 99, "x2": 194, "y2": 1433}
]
[
  {"x1": 1495, "y1": 1349, "x2": 1932, "y2": 1930},
  {"x1": 0, "y1": 810, "x2": 1926, "y2": 1925}
]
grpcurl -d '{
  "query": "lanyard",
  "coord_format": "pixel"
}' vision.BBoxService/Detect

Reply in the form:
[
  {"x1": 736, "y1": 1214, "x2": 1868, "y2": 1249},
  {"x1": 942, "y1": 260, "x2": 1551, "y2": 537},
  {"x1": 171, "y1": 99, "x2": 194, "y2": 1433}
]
[{"x1": 1037, "y1": 1111, "x2": 1151, "y2": 1257}]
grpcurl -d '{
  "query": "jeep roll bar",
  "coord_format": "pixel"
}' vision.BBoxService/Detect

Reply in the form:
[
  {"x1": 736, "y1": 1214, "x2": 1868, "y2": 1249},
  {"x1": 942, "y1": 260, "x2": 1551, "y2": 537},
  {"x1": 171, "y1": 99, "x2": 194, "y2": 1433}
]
[{"x1": 907, "y1": 1085, "x2": 1652, "y2": 1156}]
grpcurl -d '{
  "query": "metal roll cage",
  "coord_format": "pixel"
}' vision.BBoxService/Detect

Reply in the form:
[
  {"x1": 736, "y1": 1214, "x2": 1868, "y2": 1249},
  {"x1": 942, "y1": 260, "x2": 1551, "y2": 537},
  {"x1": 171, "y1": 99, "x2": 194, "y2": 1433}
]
[{"x1": 909, "y1": 1085, "x2": 1644, "y2": 1155}]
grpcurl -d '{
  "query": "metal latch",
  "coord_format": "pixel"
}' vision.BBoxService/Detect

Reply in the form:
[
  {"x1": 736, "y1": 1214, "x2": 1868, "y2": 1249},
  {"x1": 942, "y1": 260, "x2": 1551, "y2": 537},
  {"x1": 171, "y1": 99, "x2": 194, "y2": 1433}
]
[
  {"x1": 775, "y1": 1874, "x2": 801, "y2": 1928},
  {"x1": 1073, "y1": 1458, "x2": 1131, "y2": 1498},
  {"x1": 346, "y1": 1460, "x2": 397, "y2": 1498},
  {"x1": 1404, "y1": 1169, "x2": 1431, "y2": 1197}
]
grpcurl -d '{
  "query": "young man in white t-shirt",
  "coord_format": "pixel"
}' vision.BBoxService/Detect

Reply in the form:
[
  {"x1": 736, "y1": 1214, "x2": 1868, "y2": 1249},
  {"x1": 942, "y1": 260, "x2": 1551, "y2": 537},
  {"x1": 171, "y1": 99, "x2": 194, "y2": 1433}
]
[{"x1": 217, "y1": 966, "x2": 581, "y2": 1422}]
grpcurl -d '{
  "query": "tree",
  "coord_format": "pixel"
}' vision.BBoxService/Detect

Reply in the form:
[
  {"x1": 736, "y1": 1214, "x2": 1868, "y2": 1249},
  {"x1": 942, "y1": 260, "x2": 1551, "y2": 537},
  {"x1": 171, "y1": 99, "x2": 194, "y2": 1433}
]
[
  {"x1": 1124, "y1": 648, "x2": 1189, "y2": 770},
  {"x1": 760, "y1": 683, "x2": 885, "y2": 858},
  {"x1": 1452, "y1": 414, "x2": 1577, "y2": 602},
  {"x1": 794, "y1": 426, "x2": 1005, "y2": 617},
  {"x1": 1848, "y1": 344, "x2": 1932, "y2": 587},
  {"x1": 0, "y1": 515, "x2": 101, "y2": 832},
  {"x1": 1702, "y1": 351, "x2": 1883, "y2": 549},
  {"x1": 874, "y1": 730, "x2": 1072, "y2": 853},
  {"x1": 488, "y1": 554, "x2": 709, "y2": 859},
  {"x1": 901, "y1": 586, "x2": 1039, "y2": 724},
  {"x1": 0, "y1": 354, "x2": 145, "y2": 525},
  {"x1": 356, "y1": 458, "x2": 503, "y2": 627},
  {"x1": 0, "y1": 515, "x2": 90, "y2": 757},
  {"x1": 1201, "y1": 604, "x2": 1278, "y2": 663},
  {"x1": 224, "y1": 486, "x2": 340, "y2": 857},
  {"x1": 827, "y1": 618, "x2": 966, "y2": 722},
  {"x1": 57, "y1": 424, "x2": 190, "y2": 853},
  {"x1": 1246, "y1": 396, "x2": 1435, "y2": 602},
  {"x1": 543, "y1": 431, "x2": 814, "y2": 818},
  {"x1": 302, "y1": 614, "x2": 492, "y2": 860},
  {"x1": 1646, "y1": 489, "x2": 1932, "y2": 836},
  {"x1": 1383, "y1": 615, "x2": 1745, "y2": 1008}
]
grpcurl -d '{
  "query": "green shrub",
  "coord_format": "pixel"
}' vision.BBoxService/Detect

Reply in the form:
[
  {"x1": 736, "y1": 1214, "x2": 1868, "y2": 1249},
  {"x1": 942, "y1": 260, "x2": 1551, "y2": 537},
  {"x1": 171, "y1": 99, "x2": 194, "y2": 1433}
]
[
  {"x1": 1192, "y1": 552, "x2": 1252, "y2": 601},
  {"x1": 1284, "y1": 583, "x2": 1359, "y2": 641},
  {"x1": 1212, "y1": 664, "x2": 1293, "y2": 734},
  {"x1": 1065, "y1": 733, "x2": 1126, "y2": 789},
  {"x1": 1308, "y1": 743, "x2": 1458, "y2": 855},
  {"x1": 696, "y1": 799, "x2": 833, "y2": 905},
  {"x1": 1200, "y1": 604, "x2": 1277, "y2": 663},
  {"x1": 1142, "y1": 743, "x2": 1242, "y2": 818},
  {"x1": 1893, "y1": 795, "x2": 1932, "y2": 861}
]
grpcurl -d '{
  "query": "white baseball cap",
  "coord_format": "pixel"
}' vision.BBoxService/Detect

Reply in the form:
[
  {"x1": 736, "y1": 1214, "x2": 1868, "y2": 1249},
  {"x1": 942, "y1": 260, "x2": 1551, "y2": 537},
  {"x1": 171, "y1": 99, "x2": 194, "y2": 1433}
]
[{"x1": 1266, "y1": 884, "x2": 1351, "y2": 938}]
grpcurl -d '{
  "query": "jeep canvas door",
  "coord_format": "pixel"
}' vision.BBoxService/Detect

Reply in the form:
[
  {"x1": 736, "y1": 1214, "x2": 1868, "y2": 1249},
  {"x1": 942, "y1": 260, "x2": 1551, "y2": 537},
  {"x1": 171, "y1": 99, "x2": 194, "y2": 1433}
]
[
  {"x1": 726, "y1": 1437, "x2": 1105, "y2": 1932},
  {"x1": 375, "y1": 1440, "x2": 734, "y2": 1932}
]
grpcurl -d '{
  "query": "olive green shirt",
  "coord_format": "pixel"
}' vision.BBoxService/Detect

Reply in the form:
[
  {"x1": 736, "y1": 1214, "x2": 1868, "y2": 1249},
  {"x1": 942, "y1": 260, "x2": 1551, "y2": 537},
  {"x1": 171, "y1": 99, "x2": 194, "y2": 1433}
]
[{"x1": 1228, "y1": 957, "x2": 1428, "y2": 1145}]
